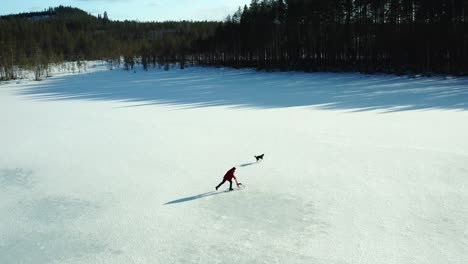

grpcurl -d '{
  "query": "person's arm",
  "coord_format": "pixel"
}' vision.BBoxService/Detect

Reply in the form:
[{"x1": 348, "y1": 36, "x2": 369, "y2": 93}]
[{"x1": 233, "y1": 176, "x2": 240, "y2": 187}]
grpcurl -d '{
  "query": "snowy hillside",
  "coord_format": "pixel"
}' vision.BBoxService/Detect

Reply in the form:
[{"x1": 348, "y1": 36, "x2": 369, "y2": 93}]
[{"x1": 1, "y1": 66, "x2": 468, "y2": 264}]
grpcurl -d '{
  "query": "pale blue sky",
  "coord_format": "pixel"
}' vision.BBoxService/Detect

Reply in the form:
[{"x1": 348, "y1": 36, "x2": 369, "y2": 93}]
[{"x1": 1, "y1": 0, "x2": 252, "y2": 22}]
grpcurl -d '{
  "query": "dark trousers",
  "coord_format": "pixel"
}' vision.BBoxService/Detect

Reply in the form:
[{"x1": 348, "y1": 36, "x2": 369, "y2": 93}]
[{"x1": 216, "y1": 179, "x2": 232, "y2": 190}]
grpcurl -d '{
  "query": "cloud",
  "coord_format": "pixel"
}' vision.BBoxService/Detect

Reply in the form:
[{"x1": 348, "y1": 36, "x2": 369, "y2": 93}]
[
  {"x1": 189, "y1": 0, "x2": 250, "y2": 21},
  {"x1": 147, "y1": 1, "x2": 161, "y2": 7},
  {"x1": 74, "y1": 0, "x2": 130, "y2": 2},
  {"x1": 191, "y1": 6, "x2": 235, "y2": 21},
  {"x1": 28, "y1": 6, "x2": 44, "y2": 12}
]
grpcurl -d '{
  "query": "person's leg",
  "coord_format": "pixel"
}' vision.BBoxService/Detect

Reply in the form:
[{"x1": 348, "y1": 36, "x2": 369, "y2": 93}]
[
  {"x1": 229, "y1": 181, "x2": 233, "y2": 190},
  {"x1": 216, "y1": 179, "x2": 226, "y2": 190}
]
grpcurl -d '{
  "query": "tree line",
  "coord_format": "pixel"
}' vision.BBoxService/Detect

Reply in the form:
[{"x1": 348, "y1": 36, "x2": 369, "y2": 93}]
[
  {"x1": 197, "y1": 0, "x2": 468, "y2": 75},
  {"x1": 1, "y1": 2, "x2": 468, "y2": 81}
]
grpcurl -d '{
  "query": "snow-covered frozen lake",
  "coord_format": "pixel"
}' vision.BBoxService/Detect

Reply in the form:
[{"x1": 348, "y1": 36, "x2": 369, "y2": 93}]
[{"x1": 1, "y1": 66, "x2": 468, "y2": 264}]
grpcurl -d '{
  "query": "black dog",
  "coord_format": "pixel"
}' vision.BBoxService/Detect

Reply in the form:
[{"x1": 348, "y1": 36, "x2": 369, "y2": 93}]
[{"x1": 255, "y1": 154, "x2": 264, "y2": 162}]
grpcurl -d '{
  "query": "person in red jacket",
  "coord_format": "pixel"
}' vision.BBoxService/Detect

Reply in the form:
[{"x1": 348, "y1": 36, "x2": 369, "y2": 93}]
[{"x1": 216, "y1": 167, "x2": 239, "y2": 191}]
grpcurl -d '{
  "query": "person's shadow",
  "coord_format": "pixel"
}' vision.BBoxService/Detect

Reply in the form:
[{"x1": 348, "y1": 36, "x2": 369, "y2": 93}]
[{"x1": 164, "y1": 189, "x2": 236, "y2": 205}]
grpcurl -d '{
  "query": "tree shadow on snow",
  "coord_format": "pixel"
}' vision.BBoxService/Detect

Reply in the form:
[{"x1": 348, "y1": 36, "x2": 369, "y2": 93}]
[
  {"x1": 164, "y1": 189, "x2": 236, "y2": 205},
  {"x1": 16, "y1": 66, "x2": 468, "y2": 112}
]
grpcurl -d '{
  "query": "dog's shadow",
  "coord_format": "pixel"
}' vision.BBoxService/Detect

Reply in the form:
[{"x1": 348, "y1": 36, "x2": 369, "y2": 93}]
[
  {"x1": 164, "y1": 189, "x2": 235, "y2": 205},
  {"x1": 238, "y1": 162, "x2": 257, "y2": 167}
]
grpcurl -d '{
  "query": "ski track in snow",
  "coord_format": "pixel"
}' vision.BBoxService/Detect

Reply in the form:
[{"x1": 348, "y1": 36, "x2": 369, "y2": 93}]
[{"x1": 1, "y1": 65, "x2": 468, "y2": 264}]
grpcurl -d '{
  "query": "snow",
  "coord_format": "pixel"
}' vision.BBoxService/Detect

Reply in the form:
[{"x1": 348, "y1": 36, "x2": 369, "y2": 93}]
[{"x1": 1, "y1": 66, "x2": 468, "y2": 264}]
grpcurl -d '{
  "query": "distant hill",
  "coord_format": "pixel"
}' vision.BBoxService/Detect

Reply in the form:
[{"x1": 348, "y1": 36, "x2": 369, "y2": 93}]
[{"x1": 0, "y1": 6, "x2": 96, "y2": 21}]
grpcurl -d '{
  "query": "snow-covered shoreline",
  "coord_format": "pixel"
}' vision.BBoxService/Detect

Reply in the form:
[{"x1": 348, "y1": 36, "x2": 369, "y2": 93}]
[
  {"x1": 1, "y1": 61, "x2": 110, "y2": 83},
  {"x1": 1, "y1": 66, "x2": 467, "y2": 264}
]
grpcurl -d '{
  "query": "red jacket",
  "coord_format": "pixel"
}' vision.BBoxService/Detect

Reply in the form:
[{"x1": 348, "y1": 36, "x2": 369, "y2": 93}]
[{"x1": 223, "y1": 168, "x2": 236, "y2": 181}]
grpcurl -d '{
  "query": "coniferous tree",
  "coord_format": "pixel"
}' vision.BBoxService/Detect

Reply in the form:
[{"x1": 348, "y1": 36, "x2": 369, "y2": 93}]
[{"x1": 1, "y1": 3, "x2": 468, "y2": 80}]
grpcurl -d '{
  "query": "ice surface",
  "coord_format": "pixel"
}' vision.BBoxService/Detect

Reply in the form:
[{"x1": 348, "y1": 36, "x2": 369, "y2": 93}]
[{"x1": 1, "y1": 66, "x2": 468, "y2": 263}]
